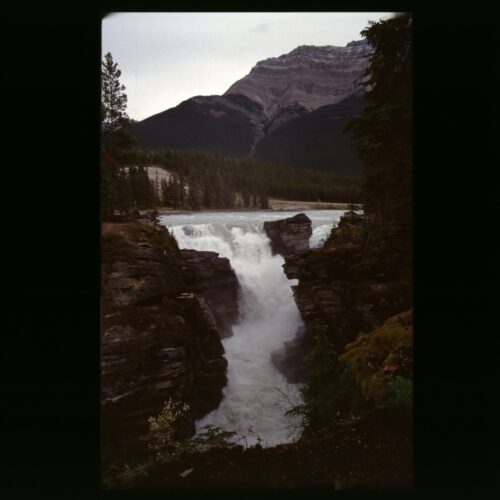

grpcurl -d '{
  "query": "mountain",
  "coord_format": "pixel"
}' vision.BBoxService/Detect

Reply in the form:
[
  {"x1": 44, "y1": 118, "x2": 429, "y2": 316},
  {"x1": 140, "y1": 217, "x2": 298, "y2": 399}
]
[
  {"x1": 225, "y1": 40, "x2": 370, "y2": 122},
  {"x1": 132, "y1": 93, "x2": 264, "y2": 157},
  {"x1": 132, "y1": 40, "x2": 371, "y2": 175},
  {"x1": 254, "y1": 93, "x2": 365, "y2": 175}
]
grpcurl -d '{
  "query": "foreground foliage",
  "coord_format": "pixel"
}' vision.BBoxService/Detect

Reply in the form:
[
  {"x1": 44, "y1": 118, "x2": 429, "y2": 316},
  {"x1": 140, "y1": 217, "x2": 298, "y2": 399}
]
[
  {"x1": 290, "y1": 312, "x2": 413, "y2": 439},
  {"x1": 338, "y1": 311, "x2": 413, "y2": 412},
  {"x1": 104, "y1": 398, "x2": 238, "y2": 486}
]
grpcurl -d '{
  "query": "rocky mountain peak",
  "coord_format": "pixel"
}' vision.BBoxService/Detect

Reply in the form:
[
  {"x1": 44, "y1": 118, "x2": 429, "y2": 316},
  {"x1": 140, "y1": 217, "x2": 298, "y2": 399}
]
[{"x1": 225, "y1": 40, "x2": 371, "y2": 120}]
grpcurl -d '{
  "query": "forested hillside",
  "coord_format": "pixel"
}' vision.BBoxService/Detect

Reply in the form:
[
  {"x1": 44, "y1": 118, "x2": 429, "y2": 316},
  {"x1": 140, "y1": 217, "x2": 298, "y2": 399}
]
[
  {"x1": 254, "y1": 94, "x2": 365, "y2": 175},
  {"x1": 103, "y1": 144, "x2": 361, "y2": 219},
  {"x1": 125, "y1": 148, "x2": 362, "y2": 210}
]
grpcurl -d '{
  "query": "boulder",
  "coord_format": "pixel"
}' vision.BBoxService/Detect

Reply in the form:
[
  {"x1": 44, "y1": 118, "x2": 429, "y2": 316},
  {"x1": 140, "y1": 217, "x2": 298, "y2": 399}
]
[{"x1": 263, "y1": 213, "x2": 312, "y2": 257}]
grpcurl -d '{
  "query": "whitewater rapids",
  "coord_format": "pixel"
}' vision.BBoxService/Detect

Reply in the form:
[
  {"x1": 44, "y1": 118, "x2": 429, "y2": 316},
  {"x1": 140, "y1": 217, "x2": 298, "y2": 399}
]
[{"x1": 160, "y1": 210, "x2": 345, "y2": 447}]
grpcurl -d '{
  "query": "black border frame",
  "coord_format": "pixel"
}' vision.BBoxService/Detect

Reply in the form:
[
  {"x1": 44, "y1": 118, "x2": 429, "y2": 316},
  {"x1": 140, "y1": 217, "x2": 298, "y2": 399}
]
[{"x1": 2, "y1": 1, "x2": 495, "y2": 498}]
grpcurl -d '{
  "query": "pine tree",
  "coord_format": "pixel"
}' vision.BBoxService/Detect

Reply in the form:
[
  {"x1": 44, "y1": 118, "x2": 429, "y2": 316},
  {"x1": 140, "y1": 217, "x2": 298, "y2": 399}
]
[
  {"x1": 187, "y1": 177, "x2": 201, "y2": 210},
  {"x1": 202, "y1": 178, "x2": 212, "y2": 208},
  {"x1": 160, "y1": 178, "x2": 170, "y2": 207},
  {"x1": 170, "y1": 174, "x2": 180, "y2": 208},
  {"x1": 300, "y1": 327, "x2": 338, "y2": 434},
  {"x1": 101, "y1": 152, "x2": 120, "y2": 219},
  {"x1": 347, "y1": 14, "x2": 412, "y2": 237},
  {"x1": 259, "y1": 191, "x2": 269, "y2": 209},
  {"x1": 101, "y1": 52, "x2": 136, "y2": 219},
  {"x1": 115, "y1": 167, "x2": 133, "y2": 215},
  {"x1": 101, "y1": 52, "x2": 128, "y2": 132},
  {"x1": 241, "y1": 187, "x2": 250, "y2": 208}
]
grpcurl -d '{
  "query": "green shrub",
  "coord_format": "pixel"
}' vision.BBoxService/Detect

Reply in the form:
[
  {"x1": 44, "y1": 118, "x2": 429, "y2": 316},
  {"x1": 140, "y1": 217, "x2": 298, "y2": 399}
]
[
  {"x1": 148, "y1": 399, "x2": 238, "y2": 458},
  {"x1": 112, "y1": 459, "x2": 155, "y2": 484},
  {"x1": 287, "y1": 327, "x2": 340, "y2": 437},
  {"x1": 374, "y1": 376, "x2": 412, "y2": 411},
  {"x1": 330, "y1": 363, "x2": 365, "y2": 414},
  {"x1": 105, "y1": 398, "x2": 239, "y2": 486},
  {"x1": 338, "y1": 311, "x2": 412, "y2": 407},
  {"x1": 187, "y1": 424, "x2": 237, "y2": 453},
  {"x1": 147, "y1": 399, "x2": 191, "y2": 460}
]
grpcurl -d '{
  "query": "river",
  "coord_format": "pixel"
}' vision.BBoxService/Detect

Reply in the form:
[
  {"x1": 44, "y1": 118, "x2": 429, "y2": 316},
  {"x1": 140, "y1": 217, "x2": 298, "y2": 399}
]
[{"x1": 159, "y1": 210, "x2": 346, "y2": 446}]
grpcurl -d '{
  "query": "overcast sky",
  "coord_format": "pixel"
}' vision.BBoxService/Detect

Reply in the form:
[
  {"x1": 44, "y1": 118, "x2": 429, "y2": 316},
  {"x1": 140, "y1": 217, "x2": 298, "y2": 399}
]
[{"x1": 102, "y1": 12, "x2": 392, "y2": 121}]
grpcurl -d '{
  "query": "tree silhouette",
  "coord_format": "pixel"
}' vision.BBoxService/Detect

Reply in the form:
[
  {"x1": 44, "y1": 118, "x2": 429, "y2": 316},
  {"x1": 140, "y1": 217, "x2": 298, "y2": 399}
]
[
  {"x1": 101, "y1": 52, "x2": 128, "y2": 132},
  {"x1": 347, "y1": 13, "x2": 412, "y2": 238}
]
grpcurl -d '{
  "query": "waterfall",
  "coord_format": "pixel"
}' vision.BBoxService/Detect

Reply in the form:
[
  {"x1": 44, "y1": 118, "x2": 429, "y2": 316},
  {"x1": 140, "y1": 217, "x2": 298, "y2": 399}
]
[{"x1": 160, "y1": 210, "x2": 345, "y2": 447}]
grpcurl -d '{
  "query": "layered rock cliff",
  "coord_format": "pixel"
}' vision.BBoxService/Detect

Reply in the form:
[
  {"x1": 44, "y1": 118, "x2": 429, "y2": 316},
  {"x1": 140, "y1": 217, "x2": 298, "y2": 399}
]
[
  {"x1": 101, "y1": 220, "x2": 239, "y2": 467},
  {"x1": 225, "y1": 40, "x2": 371, "y2": 122}
]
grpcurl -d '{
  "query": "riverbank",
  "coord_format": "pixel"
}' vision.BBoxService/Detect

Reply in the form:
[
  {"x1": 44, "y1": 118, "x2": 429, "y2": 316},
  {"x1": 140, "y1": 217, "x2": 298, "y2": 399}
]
[{"x1": 269, "y1": 199, "x2": 362, "y2": 211}]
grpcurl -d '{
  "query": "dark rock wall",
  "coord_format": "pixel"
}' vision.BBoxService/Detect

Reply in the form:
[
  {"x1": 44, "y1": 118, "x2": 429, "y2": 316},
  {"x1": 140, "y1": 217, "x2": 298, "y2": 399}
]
[
  {"x1": 263, "y1": 213, "x2": 312, "y2": 382},
  {"x1": 101, "y1": 220, "x2": 238, "y2": 466}
]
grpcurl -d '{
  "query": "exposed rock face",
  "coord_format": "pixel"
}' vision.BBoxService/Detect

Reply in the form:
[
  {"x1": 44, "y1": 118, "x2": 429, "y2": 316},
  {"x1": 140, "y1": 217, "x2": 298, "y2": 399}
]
[
  {"x1": 276, "y1": 212, "x2": 411, "y2": 382},
  {"x1": 270, "y1": 326, "x2": 308, "y2": 383},
  {"x1": 225, "y1": 41, "x2": 371, "y2": 122},
  {"x1": 264, "y1": 213, "x2": 311, "y2": 382},
  {"x1": 101, "y1": 220, "x2": 238, "y2": 467},
  {"x1": 263, "y1": 102, "x2": 308, "y2": 134},
  {"x1": 263, "y1": 213, "x2": 312, "y2": 257},
  {"x1": 180, "y1": 249, "x2": 240, "y2": 337},
  {"x1": 101, "y1": 221, "x2": 184, "y2": 306}
]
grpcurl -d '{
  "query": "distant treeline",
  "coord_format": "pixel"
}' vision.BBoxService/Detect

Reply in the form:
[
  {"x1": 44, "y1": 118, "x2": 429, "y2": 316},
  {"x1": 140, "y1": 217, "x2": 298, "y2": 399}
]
[{"x1": 126, "y1": 147, "x2": 362, "y2": 210}]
